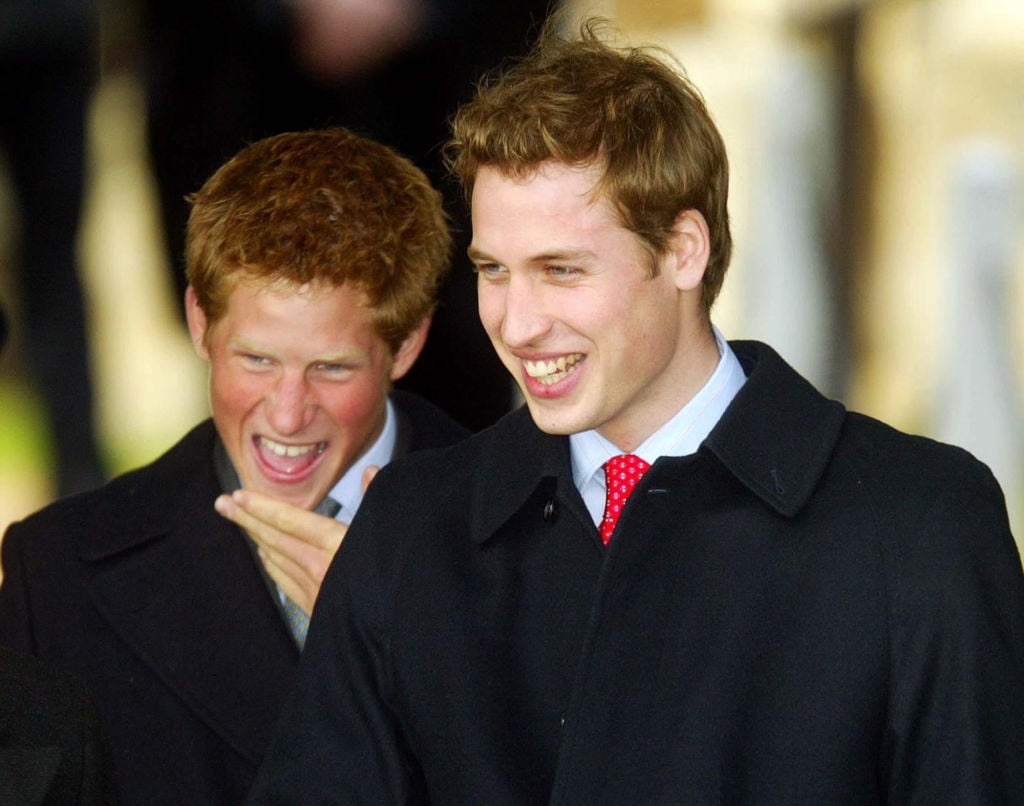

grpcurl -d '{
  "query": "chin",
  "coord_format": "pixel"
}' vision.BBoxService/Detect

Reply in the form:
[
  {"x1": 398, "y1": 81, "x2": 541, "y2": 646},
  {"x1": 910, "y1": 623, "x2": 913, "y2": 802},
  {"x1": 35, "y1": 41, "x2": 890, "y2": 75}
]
[
  {"x1": 250, "y1": 480, "x2": 321, "y2": 510},
  {"x1": 526, "y1": 405, "x2": 585, "y2": 437}
]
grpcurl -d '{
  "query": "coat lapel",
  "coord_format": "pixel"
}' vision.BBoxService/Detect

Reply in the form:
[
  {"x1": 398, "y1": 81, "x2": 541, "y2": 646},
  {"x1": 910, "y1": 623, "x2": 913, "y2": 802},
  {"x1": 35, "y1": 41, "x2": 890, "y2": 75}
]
[
  {"x1": 86, "y1": 427, "x2": 298, "y2": 766},
  {"x1": 465, "y1": 406, "x2": 587, "y2": 545}
]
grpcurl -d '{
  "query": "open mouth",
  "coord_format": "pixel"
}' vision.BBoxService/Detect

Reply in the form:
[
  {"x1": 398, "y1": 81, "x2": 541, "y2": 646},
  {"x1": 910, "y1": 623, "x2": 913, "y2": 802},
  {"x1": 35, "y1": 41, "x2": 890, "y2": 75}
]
[
  {"x1": 254, "y1": 436, "x2": 327, "y2": 477},
  {"x1": 523, "y1": 353, "x2": 583, "y2": 386}
]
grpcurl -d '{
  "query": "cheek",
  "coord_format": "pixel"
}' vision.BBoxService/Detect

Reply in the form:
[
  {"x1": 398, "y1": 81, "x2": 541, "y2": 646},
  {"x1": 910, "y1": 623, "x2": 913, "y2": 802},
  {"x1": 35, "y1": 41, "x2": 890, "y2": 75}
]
[
  {"x1": 208, "y1": 366, "x2": 264, "y2": 426},
  {"x1": 319, "y1": 378, "x2": 387, "y2": 434},
  {"x1": 612, "y1": 282, "x2": 670, "y2": 331},
  {"x1": 477, "y1": 285, "x2": 503, "y2": 337},
  {"x1": 556, "y1": 293, "x2": 620, "y2": 342},
  {"x1": 617, "y1": 298, "x2": 680, "y2": 370},
  {"x1": 583, "y1": 293, "x2": 662, "y2": 368}
]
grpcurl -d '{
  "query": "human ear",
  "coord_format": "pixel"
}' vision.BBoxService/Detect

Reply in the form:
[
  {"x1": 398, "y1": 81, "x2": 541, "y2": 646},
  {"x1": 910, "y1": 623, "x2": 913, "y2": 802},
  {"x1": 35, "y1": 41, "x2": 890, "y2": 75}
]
[
  {"x1": 389, "y1": 316, "x2": 431, "y2": 381},
  {"x1": 184, "y1": 286, "x2": 211, "y2": 360},
  {"x1": 667, "y1": 209, "x2": 710, "y2": 292}
]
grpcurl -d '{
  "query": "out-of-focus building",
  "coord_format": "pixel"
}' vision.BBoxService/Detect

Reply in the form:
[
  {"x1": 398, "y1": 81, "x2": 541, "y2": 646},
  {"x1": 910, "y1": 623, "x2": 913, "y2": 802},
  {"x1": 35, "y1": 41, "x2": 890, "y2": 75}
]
[
  {"x1": 566, "y1": 0, "x2": 1024, "y2": 549},
  {"x1": 0, "y1": 0, "x2": 1021, "y2": 554}
]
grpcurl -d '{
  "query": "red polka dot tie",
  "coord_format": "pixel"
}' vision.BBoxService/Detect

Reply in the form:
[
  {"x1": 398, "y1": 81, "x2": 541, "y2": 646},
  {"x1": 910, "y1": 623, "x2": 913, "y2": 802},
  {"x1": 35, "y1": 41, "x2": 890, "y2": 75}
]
[{"x1": 600, "y1": 454, "x2": 651, "y2": 544}]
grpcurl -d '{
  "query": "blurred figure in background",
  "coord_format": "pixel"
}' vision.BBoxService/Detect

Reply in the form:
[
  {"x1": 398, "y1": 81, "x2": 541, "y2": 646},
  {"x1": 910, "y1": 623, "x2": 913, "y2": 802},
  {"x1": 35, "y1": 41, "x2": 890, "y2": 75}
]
[
  {"x1": 140, "y1": 0, "x2": 559, "y2": 431},
  {"x1": 0, "y1": 300, "x2": 116, "y2": 805},
  {"x1": 0, "y1": 0, "x2": 106, "y2": 496}
]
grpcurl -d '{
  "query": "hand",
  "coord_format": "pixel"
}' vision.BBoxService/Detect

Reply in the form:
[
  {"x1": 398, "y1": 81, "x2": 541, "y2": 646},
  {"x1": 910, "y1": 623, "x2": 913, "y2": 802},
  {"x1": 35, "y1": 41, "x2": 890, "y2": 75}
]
[{"x1": 215, "y1": 466, "x2": 379, "y2": 614}]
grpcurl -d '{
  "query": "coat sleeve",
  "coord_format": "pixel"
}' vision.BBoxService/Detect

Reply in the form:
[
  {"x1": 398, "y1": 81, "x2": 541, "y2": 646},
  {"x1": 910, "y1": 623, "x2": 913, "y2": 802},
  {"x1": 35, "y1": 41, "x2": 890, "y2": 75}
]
[
  {"x1": 247, "y1": 471, "x2": 428, "y2": 804},
  {"x1": 880, "y1": 457, "x2": 1024, "y2": 802}
]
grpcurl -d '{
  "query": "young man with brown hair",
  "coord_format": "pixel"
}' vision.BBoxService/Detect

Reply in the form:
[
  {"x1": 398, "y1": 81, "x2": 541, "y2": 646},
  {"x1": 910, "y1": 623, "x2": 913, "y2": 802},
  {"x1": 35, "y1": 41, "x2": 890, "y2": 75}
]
[{"x1": 250, "y1": 21, "x2": 1024, "y2": 804}]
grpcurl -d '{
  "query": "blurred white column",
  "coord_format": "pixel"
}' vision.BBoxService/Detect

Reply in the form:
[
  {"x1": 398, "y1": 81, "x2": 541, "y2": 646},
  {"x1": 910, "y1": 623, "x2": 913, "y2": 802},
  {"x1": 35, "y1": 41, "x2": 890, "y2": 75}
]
[
  {"x1": 743, "y1": 47, "x2": 839, "y2": 393},
  {"x1": 934, "y1": 139, "x2": 1023, "y2": 543}
]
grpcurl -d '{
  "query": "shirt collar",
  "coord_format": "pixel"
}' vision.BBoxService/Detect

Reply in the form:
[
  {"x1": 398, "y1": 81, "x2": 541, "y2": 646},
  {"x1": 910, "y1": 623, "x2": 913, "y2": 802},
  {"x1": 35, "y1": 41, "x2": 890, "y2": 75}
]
[
  {"x1": 326, "y1": 397, "x2": 397, "y2": 521},
  {"x1": 570, "y1": 325, "x2": 747, "y2": 493}
]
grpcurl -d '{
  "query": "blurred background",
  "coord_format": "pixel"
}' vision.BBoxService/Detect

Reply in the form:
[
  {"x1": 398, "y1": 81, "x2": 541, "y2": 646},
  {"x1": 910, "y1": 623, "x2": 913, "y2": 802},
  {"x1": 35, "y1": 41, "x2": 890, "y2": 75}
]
[{"x1": 0, "y1": 0, "x2": 1021, "y2": 552}]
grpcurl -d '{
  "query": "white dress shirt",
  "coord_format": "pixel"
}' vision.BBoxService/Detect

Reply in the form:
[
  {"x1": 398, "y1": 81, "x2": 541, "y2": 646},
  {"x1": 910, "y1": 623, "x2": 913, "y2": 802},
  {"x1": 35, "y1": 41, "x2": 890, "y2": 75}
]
[{"x1": 324, "y1": 397, "x2": 398, "y2": 524}]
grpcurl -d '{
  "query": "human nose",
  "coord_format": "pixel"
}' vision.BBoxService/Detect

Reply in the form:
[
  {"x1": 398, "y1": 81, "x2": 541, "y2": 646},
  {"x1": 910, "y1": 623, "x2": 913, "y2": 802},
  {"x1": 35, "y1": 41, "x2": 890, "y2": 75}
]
[
  {"x1": 266, "y1": 371, "x2": 314, "y2": 435},
  {"x1": 499, "y1": 275, "x2": 551, "y2": 348}
]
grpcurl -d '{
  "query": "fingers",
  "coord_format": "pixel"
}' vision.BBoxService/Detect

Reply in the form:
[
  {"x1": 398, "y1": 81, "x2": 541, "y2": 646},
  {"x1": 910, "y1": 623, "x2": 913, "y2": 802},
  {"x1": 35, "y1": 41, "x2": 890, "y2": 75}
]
[
  {"x1": 258, "y1": 546, "x2": 315, "y2": 615},
  {"x1": 362, "y1": 464, "x2": 379, "y2": 493},
  {"x1": 216, "y1": 490, "x2": 338, "y2": 551},
  {"x1": 213, "y1": 493, "x2": 274, "y2": 548},
  {"x1": 214, "y1": 490, "x2": 349, "y2": 614}
]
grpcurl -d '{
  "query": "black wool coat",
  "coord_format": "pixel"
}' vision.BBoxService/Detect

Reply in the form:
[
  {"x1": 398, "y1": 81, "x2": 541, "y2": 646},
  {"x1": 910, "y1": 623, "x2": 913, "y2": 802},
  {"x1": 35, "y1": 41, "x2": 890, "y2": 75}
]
[
  {"x1": 250, "y1": 341, "x2": 1024, "y2": 805},
  {"x1": 0, "y1": 647, "x2": 116, "y2": 805},
  {"x1": 0, "y1": 391, "x2": 468, "y2": 805}
]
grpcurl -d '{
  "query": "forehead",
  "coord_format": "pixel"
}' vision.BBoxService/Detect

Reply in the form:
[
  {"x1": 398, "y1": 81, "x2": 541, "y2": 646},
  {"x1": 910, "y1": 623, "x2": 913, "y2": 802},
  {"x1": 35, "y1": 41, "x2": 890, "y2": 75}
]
[
  {"x1": 213, "y1": 277, "x2": 379, "y2": 346},
  {"x1": 472, "y1": 161, "x2": 604, "y2": 206},
  {"x1": 469, "y1": 162, "x2": 634, "y2": 259},
  {"x1": 219, "y1": 274, "x2": 367, "y2": 317},
  {"x1": 473, "y1": 163, "x2": 598, "y2": 228},
  {"x1": 223, "y1": 273, "x2": 328, "y2": 303}
]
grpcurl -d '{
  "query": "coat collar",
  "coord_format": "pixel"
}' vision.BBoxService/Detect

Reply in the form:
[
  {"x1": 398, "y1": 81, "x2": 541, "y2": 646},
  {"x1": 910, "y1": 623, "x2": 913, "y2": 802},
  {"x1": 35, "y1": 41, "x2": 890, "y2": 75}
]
[
  {"x1": 467, "y1": 407, "x2": 578, "y2": 545},
  {"x1": 76, "y1": 420, "x2": 221, "y2": 562},
  {"x1": 467, "y1": 340, "x2": 846, "y2": 543},
  {"x1": 703, "y1": 340, "x2": 847, "y2": 517}
]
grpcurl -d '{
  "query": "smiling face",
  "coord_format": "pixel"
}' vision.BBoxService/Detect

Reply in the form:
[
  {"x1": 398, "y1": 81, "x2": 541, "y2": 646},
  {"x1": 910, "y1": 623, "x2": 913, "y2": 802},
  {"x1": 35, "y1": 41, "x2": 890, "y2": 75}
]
[
  {"x1": 186, "y1": 279, "x2": 426, "y2": 509},
  {"x1": 471, "y1": 161, "x2": 718, "y2": 451}
]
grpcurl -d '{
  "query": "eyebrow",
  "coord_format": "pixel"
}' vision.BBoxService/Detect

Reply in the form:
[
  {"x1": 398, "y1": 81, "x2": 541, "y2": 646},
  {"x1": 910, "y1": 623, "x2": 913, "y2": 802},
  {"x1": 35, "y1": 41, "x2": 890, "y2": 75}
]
[
  {"x1": 465, "y1": 245, "x2": 491, "y2": 263},
  {"x1": 466, "y1": 246, "x2": 597, "y2": 265},
  {"x1": 230, "y1": 338, "x2": 369, "y2": 363}
]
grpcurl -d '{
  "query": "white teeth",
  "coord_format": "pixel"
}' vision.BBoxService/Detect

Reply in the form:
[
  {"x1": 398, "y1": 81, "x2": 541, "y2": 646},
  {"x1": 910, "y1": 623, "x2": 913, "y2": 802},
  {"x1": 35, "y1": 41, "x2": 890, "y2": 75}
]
[
  {"x1": 260, "y1": 437, "x2": 324, "y2": 457},
  {"x1": 523, "y1": 354, "x2": 582, "y2": 385}
]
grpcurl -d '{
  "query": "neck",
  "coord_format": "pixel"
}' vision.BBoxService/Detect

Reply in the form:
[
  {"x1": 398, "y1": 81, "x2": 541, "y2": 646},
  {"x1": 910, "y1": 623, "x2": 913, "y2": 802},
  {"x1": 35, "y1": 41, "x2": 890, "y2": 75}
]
[{"x1": 602, "y1": 320, "x2": 721, "y2": 452}]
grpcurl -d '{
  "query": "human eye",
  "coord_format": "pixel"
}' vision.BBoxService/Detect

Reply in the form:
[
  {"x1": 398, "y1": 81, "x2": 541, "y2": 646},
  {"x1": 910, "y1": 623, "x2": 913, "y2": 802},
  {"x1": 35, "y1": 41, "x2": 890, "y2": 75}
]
[
  {"x1": 473, "y1": 261, "x2": 508, "y2": 281},
  {"x1": 313, "y1": 361, "x2": 356, "y2": 378},
  {"x1": 545, "y1": 264, "x2": 582, "y2": 281},
  {"x1": 241, "y1": 353, "x2": 271, "y2": 368}
]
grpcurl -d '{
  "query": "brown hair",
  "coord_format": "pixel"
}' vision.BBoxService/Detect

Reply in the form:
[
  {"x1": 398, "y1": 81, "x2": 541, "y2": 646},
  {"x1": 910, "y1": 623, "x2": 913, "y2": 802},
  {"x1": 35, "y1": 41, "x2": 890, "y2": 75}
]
[
  {"x1": 187, "y1": 128, "x2": 451, "y2": 351},
  {"x1": 447, "y1": 18, "x2": 731, "y2": 312}
]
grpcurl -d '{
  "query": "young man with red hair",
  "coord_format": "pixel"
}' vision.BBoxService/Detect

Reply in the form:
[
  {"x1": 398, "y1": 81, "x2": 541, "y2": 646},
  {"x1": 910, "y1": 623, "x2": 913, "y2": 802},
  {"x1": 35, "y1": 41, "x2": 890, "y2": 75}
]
[{"x1": 0, "y1": 128, "x2": 468, "y2": 804}]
